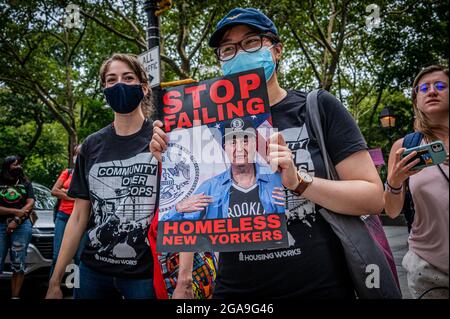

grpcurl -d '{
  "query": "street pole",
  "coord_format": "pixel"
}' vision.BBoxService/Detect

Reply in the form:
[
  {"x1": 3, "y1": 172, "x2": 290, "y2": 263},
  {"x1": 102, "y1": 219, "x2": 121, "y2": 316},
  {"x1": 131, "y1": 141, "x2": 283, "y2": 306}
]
[
  {"x1": 144, "y1": 0, "x2": 161, "y2": 114},
  {"x1": 144, "y1": 0, "x2": 160, "y2": 49}
]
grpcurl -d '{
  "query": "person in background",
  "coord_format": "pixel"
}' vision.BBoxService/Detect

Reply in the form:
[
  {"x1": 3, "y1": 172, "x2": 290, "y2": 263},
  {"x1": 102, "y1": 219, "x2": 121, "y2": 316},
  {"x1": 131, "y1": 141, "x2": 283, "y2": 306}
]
[
  {"x1": 384, "y1": 65, "x2": 449, "y2": 299},
  {"x1": 50, "y1": 144, "x2": 87, "y2": 275},
  {"x1": 0, "y1": 155, "x2": 35, "y2": 298}
]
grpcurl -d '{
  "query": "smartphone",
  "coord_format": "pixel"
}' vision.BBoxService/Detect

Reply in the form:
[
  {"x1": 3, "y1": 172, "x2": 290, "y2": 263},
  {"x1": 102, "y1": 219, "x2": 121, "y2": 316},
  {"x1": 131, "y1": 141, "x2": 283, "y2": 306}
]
[{"x1": 401, "y1": 141, "x2": 447, "y2": 171}]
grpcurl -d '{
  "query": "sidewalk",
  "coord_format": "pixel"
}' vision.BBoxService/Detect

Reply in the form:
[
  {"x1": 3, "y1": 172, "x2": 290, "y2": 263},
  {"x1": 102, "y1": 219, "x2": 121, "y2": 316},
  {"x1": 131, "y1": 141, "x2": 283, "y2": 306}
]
[{"x1": 383, "y1": 225, "x2": 412, "y2": 299}]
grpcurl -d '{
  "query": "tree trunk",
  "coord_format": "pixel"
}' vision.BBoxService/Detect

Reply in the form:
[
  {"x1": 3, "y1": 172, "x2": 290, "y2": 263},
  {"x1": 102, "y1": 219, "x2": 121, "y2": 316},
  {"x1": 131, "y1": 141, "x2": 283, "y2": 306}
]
[{"x1": 68, "y1": 132, "x2": 78, "y2": 168}]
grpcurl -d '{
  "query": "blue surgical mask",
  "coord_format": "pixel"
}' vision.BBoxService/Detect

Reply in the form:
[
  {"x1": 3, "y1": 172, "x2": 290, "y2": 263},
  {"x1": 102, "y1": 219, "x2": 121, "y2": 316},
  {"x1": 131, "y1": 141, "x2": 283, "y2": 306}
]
[
  {"x1": 221, "y1": 45, "x2": 276, "y2": 81},
  {"x1": 103, "y1": 83, "x2": 144, "y2": 114}
]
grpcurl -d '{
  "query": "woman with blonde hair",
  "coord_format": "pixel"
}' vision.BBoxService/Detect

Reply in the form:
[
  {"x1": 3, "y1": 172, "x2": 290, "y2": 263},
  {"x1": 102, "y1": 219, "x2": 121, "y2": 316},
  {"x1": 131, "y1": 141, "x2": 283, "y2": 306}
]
[
  {"x1": 46, "y1": 53, "x2": 159, "y2": 299},
  {"x1": 384, "y1": 65, "x2": 449, "y2": 299}
]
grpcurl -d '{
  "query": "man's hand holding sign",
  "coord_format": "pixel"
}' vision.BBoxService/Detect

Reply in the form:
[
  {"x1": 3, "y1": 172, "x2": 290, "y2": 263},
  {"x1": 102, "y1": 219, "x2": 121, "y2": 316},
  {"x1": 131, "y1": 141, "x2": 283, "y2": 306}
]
[{"x1": 268, "y1": 133, "x2": 301, "y2": 191}]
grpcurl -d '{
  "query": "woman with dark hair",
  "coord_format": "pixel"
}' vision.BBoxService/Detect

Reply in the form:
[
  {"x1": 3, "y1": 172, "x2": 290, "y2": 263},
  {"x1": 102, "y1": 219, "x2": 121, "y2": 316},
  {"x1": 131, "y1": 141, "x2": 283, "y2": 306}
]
[
  {"x1": 384, "y1": 65, "x2": 449, "y2": 298},
  {"x1": 0, "y1": 155, "x2": 35, "y2": 298}
]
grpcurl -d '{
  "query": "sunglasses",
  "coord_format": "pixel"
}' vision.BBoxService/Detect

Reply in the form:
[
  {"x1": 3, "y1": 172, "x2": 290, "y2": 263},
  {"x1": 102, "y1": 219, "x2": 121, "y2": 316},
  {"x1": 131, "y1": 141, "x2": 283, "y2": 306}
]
[{"x1": 414, "y1": 81, "x2": 448, "y2": 94}]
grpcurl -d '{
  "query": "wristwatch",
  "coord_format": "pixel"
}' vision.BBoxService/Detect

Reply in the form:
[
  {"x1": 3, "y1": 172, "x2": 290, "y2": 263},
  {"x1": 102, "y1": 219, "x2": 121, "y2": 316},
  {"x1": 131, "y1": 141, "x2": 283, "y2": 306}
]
[{"x1": 293, "y1": 169, "x2": 313, "y2": 196}]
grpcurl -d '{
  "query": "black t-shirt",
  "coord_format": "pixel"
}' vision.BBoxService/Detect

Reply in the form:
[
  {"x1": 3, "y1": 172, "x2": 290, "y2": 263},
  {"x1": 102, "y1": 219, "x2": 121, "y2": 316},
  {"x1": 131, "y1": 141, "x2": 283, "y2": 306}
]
[
  {"x1": 0, "y1": 180, "x2": 35, "y2": 223},
  {"x1": 68, "y1": 119, "x2": 159, "y2": 279},
  {"x1": 228, "y1": 183, "x2": 265, "y2": 218},
  {"x1": 213, "y1": 90, "x2": 367, "y2": 298}
]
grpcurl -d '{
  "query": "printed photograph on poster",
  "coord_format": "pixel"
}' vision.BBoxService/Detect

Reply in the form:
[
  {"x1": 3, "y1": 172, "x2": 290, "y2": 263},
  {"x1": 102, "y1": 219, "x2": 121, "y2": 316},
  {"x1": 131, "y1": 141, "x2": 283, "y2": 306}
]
[{"x1": 156, "y1": 68, "x2": 289, "y2": 252}]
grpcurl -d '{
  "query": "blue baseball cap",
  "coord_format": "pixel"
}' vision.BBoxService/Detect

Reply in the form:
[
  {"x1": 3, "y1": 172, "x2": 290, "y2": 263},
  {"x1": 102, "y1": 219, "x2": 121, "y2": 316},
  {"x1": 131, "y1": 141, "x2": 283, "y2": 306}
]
[{"x1": 208, "y1": 8, "x2": 278, "y2": 48}]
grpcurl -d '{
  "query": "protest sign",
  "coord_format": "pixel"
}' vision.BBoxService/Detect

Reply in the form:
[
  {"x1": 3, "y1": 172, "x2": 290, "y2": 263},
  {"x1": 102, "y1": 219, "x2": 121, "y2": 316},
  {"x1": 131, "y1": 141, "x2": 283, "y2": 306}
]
[{"x1": 156, "y1": 68, "x2": 288, "y2": 252}]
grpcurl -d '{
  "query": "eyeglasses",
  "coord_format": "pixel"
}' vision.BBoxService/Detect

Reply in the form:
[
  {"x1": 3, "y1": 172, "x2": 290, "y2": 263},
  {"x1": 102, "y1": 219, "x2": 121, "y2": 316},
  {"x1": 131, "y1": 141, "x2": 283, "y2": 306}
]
[
  {"x1": 414, "y1": 81, "x2": 448, "y2": 94},
  {"x1": 215, "y1": 34, "x2": 276, "y2": 62}
]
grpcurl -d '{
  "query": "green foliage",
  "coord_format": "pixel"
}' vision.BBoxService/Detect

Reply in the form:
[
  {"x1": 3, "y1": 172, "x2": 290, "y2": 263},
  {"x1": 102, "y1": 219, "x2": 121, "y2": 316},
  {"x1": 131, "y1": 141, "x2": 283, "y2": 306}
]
[
  {"x1": 0, "y1": 118, "x2": 66, "y2": 188},
  {"x1": 78, "y1": 99, "x2": 114, "y2": 141},
  {"x1": 0, "y1": 0, "x2": 447, "y2": 183}
]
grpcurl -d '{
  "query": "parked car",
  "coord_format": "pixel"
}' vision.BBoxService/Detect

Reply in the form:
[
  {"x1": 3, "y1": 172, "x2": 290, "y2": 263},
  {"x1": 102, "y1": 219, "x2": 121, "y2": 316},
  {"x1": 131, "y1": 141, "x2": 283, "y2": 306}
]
[{"x1": 0, "y1": 182, "x2": 56, "y2": 280}]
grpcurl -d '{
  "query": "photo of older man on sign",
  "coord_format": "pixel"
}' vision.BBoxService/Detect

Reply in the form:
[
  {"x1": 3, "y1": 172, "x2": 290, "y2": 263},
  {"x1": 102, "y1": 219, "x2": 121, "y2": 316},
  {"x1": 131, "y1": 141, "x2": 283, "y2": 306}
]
[
  {"x1": 161, "y1": 117, "x2": 285, "y2": 221},
  {"x1": 156, "y1": 69, "x2": 288, "y2": 252}
]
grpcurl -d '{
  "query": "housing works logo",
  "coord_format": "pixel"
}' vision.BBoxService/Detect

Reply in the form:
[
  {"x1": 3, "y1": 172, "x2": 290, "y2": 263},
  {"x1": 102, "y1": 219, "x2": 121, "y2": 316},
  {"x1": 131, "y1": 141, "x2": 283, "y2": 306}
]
[{"x1": 238, "y1": 248, "x2": 302, "y2": 262}]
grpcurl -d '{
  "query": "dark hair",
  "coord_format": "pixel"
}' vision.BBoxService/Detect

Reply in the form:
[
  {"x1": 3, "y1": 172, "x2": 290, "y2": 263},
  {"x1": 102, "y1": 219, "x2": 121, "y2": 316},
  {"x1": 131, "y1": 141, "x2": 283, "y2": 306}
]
[
  {"x1": 74, "y1": 143, "x2": 82, "y2": 155},
  {"x1": 411, "y1": 65, "x2": 449, "y2": 142},
  {"x1": 265, "y1": 31, "x2": 281, "y2": 44},
  {"x1": 0, "y1": 155, "x2": 27, "y2": 185}
]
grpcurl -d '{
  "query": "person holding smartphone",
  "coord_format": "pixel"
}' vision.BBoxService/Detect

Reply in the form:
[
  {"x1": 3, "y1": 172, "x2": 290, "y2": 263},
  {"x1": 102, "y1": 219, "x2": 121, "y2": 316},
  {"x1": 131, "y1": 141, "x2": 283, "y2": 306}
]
[{"x1": 384, "y1": 65, "x2": 449, "y2": 299}]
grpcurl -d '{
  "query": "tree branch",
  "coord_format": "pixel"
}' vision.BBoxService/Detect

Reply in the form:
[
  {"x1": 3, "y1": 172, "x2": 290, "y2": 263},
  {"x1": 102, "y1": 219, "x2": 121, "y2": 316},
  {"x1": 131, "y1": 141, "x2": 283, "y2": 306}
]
[
  {"x1": 105, "y1": 0, "x2": 146, "y2": 45},
  {"x1": 32, "y1": 78, "x2": 71, "y2": 115},
  {"x1": 47, "y1": 31, "x2": 65, "y2": 44},
  {"x1": 288, "y1": 22, "x2": 322, "y2": 85},
  {"x1": 0, "y1": 35, "x2": 70, "y2": 116},
  {"x1": 80, "y1": 9, "x2": 146, "y2": 49},
  {"x1": 32, "y1": 82, "x2": 75, "y2": 136},
  {"x1": 0, "y1": 35, "x2": 25, "y2": 66},
  {"x1": 301, "y1": 26, "x2": 328, "y2": 50},
  {"x1": 355, "y1": 82, "x2": 376, "y2": 106},
  {"x1": 28, "y1": 109, "x2": 43, "y2": 152},
  {"x1": 68, "y1": 26, "x2": 86, "y2": 63},
  {"x1": 325, "y1": 0, "x2": 349, "y2": 90},
  {"x1": 309, "y1": 0, "x2": 336, "y2": 55},
  {"x1": 176, "y1": 0, "x2": 190, "y2": 74},
  {"x1": 22, "y1": 36, "x2": 43, "y2": 65},
  {"x1": 160, "y1": 54, "x2": 190, "y2": 79},
  {"x1": 188, "y1": 8, "x2": 217, "y2": 61},
  {"x1": 0, "y1": 76, "x2": 34, "y2": 91},
  {"x1": 337, "y1": 61, "x2": 343, "y2": 102},
  {"x1": 366, "y1": 83, "x2": 385, "y2": 145}
]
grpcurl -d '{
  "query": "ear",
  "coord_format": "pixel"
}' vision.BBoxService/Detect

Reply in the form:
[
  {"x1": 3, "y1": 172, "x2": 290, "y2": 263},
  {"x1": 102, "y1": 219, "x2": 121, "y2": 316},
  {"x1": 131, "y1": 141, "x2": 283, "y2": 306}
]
[
  {"x1": 273, "y1": 42, "x2": 283, "y2": 62},
  {"x1": 142, "y1": 83, "x2": 150, "y2": 96}
]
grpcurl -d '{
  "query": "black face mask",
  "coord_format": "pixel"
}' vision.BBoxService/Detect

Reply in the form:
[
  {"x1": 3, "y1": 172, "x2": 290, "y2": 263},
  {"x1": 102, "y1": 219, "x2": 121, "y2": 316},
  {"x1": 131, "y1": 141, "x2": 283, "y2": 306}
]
[
  {"x1": 9, "y1": 167, "x2": 23, "y2": 178},
  {"x1": 103, "y1": 83, "x2": 144, "y2": 114}
]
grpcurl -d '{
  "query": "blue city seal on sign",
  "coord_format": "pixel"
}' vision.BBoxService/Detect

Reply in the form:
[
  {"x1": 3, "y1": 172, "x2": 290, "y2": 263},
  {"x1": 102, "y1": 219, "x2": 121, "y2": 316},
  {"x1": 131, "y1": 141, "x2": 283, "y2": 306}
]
[{"x1": 160, "y1": 143, "x2": 199, "y2": 212}]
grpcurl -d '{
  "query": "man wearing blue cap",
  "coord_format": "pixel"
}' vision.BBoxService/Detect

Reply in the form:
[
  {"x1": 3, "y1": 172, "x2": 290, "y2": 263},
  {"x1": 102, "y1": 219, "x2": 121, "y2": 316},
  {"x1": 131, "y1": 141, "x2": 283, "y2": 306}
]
[{"x1": 151, "y1": 8, "x2": 389, "y2": 299}]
